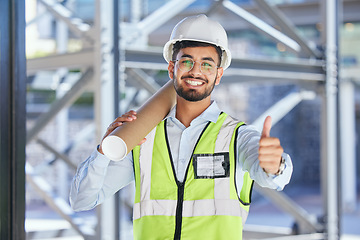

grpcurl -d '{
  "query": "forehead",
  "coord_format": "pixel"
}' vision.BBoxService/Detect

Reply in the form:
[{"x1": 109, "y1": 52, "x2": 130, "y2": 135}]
[{"x1": 176, "y1": 46, "x2": 219, "y2": 62}]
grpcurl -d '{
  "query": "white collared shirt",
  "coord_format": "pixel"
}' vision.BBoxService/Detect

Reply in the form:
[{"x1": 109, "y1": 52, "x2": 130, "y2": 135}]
[{"x1": 70, "y1": 101, "x2": 293, "y2": 211}]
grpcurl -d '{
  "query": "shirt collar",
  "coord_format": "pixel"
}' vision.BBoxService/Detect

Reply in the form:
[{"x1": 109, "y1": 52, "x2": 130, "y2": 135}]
[{"x1": 165, "y1": 100, "x2": 221, "y2": 124}]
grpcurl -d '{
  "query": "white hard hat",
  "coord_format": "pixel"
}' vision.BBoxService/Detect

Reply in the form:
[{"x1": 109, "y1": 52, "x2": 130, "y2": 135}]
[{"x1": 163, "y1": 14, "x2": 232, "y2": 70}]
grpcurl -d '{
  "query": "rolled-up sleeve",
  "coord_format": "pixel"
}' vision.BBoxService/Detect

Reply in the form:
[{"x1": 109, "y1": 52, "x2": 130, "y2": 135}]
[{"x1": 69, "y1": 148, "x2": 134, "y2": 211}]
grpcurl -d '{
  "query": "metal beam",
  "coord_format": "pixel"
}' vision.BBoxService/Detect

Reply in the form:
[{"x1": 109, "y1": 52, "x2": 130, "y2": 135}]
[
  {"x1": 223, "y1": 0, "x2": 301, "y2": 53},
  {"x1": 127, "y1": 61, "x2": 324, "y2": 83},
  {"x1": 26, "y1": 163, "x2": 90, "y2": 237},
  {"x1": 137, "y1": 0, "x2": 196, "y2": 35},
  {"x1": 26, "y1": 68, "x2": 94, "y2": 143},
  {"x1": 94, "y1": 0, "x2": 121, "y2": 238},
  {"x1": 124, "y1": 89, "x2": 142, "y2": 110},
  {"x1": 27, "y1": 49, "x2": 94, "y2": 75},
  {"x1": 123, "y1": 47, "x2": 326, "y2": 74},
  {"x1": 56, "y1": 5, "x2": 71, "y2": 201},
  {"x1": 130, "y1": 0, "x2": 142, "y2": 23},
  {"x1": 224, "y1": 68, "x2": 324, "y2": 82},
  {"x1": 0, "y1": 0, "x2": 26, "y2": 239},
  {"x1": 243, "y1": 224, "x2": 292, "y2": 239},
  {"x1": 113, "y1": 0, "x2": 122, "y2": 238},
  {"x1": 121, "y1": 0, "x2": 196, "y2": 46},
  {"x1": 254, "y1": 184, "x2": 322, "y2": 234},
  {"x1": 255, "y1": 233, "x2": 325, "y2": 240},
  {"x1": 206, "y1": 0, "x2": 224, "y2": 16},
  {"x1": 162, "y1": 0, "x2": 360, "y2": 31},
  {"x1": 127, "y1": 68, "x2": 161, "y2": 94},
  {"x1": 124, "y1": 61, "x2": 169, "y2": 71},
  {"x1": 27, "y1": 49, "x2": 325, "y2": 82},
  {"x1": 253, "y1": 0, "x2": 321, "y2": 58},
  {"x1": 38, "y1": 0, "x2": 93, "y2": 43},
  {"x1": 33, "y1": 123, "x2": 95, "y2": 175},
  {"x1": 252, "y1": 90, "x2": 316, "y2": 129},
  {"x1": 26, "y1": 12, "x2": 47, "y2": 27},
  {"x1": 322, "y1": 0, "x2": 340, "y2": 239},
  {"x1": 339, "y1": 81, "x2": 357, "y2": 211},
  {"x1": 36, "y1": 138, "x2": 77, "y2": 170}
]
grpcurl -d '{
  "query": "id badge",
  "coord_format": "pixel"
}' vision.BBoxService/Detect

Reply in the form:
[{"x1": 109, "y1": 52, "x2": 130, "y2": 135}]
[{"x1": 193, "y1": 152, "x2": 230, "y2": 179}]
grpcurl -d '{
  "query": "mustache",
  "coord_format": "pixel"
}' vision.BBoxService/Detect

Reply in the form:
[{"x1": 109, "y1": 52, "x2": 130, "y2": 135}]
[{"x1": 181, "y1": 75, "x2": 208, "y2": 83}]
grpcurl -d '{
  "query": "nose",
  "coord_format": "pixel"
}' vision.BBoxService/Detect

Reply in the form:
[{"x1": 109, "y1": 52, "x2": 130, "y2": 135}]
[{"x1": 188, "y1": 61, "x2": 202, "y2": 75}]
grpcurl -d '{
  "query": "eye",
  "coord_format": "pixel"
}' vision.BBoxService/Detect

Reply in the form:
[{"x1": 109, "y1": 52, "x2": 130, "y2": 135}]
[
  {"x1": 202, "y1": 61, "x2": 213, "y2": 70},
  {"x1": 181, "y1": 59, "x2": 193, "y2": 66}
]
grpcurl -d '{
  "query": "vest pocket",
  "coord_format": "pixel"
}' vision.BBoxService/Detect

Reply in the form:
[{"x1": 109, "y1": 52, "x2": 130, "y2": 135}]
[{"x1": 193, "y1": 152, "x2": 230, "y2": 179}]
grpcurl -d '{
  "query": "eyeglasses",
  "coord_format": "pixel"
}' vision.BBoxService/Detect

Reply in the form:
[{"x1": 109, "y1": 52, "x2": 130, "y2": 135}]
[{"x1": 174, "y1": 57, "x2": 219, "y2": 75}]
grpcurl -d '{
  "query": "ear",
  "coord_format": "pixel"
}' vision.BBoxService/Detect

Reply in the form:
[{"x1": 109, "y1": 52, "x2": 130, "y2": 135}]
[
  {"x1": 168, "y1": 61, "x2": 175, "y2": 80},
  {"x1": 215, "y1": 67, "x2": 223, "y2": 85}
]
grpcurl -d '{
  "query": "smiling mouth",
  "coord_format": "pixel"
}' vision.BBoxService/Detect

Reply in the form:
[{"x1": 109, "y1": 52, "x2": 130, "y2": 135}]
[{"x1": 185, "y1": 79, "x2": 205, "y2": 86}]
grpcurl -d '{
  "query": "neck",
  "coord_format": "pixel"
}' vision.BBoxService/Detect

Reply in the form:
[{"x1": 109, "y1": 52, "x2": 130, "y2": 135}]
[{"x1": 175, "y1": 96, "x2": 211, "y2": 128}]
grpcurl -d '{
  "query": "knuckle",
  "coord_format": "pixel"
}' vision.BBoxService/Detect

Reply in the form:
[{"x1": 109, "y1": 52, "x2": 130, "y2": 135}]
[{"x1": 258, "y1": 154, "x2": 266, "y2": 162}]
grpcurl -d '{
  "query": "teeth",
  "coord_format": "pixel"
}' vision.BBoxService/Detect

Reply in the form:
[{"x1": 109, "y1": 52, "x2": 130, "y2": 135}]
[{"x1": 186, "y1": 80, "x2": 203, "y2": 86}]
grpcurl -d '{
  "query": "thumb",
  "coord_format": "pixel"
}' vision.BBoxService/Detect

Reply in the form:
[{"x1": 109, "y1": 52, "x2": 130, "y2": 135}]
[{"x1": 261, "y1": 116, "x2": 272, "y2": 138}]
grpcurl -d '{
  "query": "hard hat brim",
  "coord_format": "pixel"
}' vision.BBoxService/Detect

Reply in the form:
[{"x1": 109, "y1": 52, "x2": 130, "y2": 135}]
[{"x1": 163, "y1": 38, "x2": 232, "y2": 70}]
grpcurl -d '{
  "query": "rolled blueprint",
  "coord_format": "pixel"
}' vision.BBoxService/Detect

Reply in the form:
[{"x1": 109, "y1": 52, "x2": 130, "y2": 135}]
[{"x1": 102, "y1": 80, "x2": 176, "y2": 161}]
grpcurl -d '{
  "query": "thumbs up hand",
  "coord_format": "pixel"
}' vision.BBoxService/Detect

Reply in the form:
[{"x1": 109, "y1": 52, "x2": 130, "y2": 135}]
[{"x1": 258, "y1": 116, "x2": 284, "y2": 175}]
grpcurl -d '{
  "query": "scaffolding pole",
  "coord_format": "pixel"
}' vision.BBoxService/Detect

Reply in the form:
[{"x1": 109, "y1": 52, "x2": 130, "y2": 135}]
[
  {"x1": 0, "y1": 0, "x2": 26, "y2": 239},
  {"x1": 94, "y1": 0, "x2": 120, "y2": 238},
  {"x1": 322, "y1": 0, "x2": 340, "y2": 239}
]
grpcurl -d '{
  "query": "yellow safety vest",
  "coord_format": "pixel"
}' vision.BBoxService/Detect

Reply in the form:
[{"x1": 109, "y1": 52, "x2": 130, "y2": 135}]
[{"x1": 132, "y1": 113, "x2": 253, "y2": 240}]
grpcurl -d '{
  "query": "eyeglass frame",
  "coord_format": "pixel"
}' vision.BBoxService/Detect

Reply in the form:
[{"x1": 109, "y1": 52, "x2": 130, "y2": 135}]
[{"x1": 173, "y1": 57, "x2": 220, "y2": 75}]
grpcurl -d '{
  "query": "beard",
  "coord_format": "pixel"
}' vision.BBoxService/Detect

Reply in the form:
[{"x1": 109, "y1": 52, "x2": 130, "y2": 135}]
[{"x1": 174, "y1": 74, "x2": 217, "y2": 102}]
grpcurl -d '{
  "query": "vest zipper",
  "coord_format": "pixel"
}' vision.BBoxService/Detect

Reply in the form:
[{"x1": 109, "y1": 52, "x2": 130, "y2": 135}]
[
  {"x1": 164, "y1": 119, "x2": 212, "y2": 240},
  {"x1": 174, "y1": 182, "x2": 184, "y2": 240},
  {"x1": 163, "y1": 119, "x2": 185, "y2": 240}
]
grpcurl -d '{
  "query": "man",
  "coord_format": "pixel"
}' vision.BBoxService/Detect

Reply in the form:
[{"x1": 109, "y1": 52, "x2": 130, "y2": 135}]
[{"x1": 70, "y1": 14, "x2": 293, "y2": 240}]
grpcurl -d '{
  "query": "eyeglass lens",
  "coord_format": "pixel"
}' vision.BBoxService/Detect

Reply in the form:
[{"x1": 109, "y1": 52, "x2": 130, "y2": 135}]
[{"x1": 177, "y1": 57, "x2": 217, "y2": 75}]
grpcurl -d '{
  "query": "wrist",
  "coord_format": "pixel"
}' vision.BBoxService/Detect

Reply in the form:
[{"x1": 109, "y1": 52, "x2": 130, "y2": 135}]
[
  {"x1": 275, "y1": 156, "x2": 286, "y2": 176},
  {"x1": 262, "y1": 156, "x2": 286, "y2": 177},
  {"x1": 97, "y1": 144, "x2": 104, "y2": 155}
]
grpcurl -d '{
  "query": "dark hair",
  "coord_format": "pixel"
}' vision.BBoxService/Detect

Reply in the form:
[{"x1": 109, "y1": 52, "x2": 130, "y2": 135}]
[{"x1": 172, "y1": 40, "x2": 223, "y2": 66}]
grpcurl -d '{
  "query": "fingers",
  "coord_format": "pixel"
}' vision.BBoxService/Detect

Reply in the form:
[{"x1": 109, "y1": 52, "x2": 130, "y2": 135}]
[
  {"x1": 258, "y1": 139, "x2": 283, "y2": 159},
  {"x1": 258, "y1": 136, "x2": 283, "y2": 175},
  {"x1": 103, "y1": 110, "x2": 137, "y2": 140},
  {"x1": 114, "y1": 110, "x2": 137, "y2": 122},
  {"x1": 138, "y1": 138, "x2": 147, "y2": 145},
  {"x1": 106, "y1": 121, "x2": 123, "y2": 134},
  {"x1": 98, "y1": 110, "x2": 140, "y2": 154},
  {"x1": 261, "y1": 116, "x2": 272, "y2": 138},
  {"x1": 259, "y1": 116, "x2": 282, "y2": 174}
]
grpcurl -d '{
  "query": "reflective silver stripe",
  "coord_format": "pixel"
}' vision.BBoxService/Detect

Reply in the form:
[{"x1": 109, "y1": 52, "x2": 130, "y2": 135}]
[
  {"x1": 183, "y1": 199, "x2": 246, "y2": 218},
  {"x1": 133, "y1": 199, "x2": 248, "y2": 223},
  {"x1": 214, "y1": 115, "x2": 238, "y2": 153},
  {"x1": 214, "y1": 178, "x2": 230, "y2": 199},
  {"x1": 139, "y1": 128, "x2": 157, "y2": 201},
  {"x1": 133, "y1": 199, "x2": 177, "y2": 220},
  {"x1": 214, "y1": 115, "x2": 238, "y2": 199}
]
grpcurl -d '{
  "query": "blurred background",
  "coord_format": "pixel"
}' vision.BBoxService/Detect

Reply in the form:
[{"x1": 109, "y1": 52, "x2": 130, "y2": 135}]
[{"x1": 10, "y1": 0, "x2": 360, "y2": 239}]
